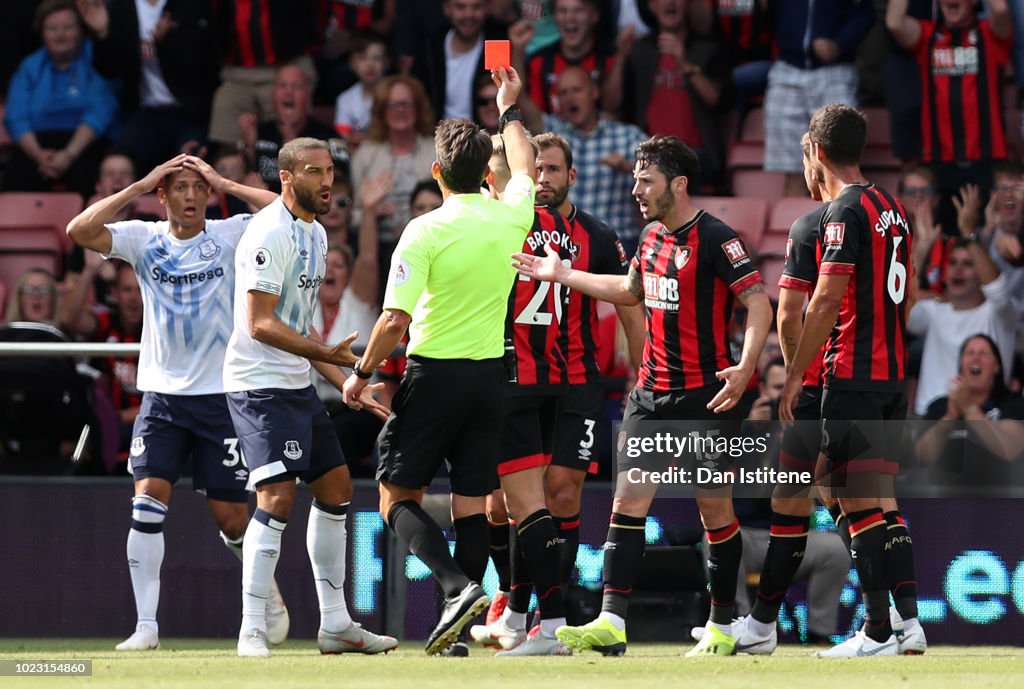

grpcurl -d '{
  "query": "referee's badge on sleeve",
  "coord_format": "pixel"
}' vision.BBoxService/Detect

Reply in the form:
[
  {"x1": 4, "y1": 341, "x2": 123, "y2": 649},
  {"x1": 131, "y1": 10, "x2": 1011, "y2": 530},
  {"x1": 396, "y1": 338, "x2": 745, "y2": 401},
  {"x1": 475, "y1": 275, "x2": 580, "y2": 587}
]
[{"x1": 393, "y1": 257, "x2": 411, "y2": 285}]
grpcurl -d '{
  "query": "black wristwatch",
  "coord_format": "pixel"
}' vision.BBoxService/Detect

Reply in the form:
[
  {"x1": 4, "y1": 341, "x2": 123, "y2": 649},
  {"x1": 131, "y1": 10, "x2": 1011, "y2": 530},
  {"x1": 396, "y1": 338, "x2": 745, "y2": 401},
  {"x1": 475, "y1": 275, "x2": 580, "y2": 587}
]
[
  {"x1": 352, "y1": 359, "x2": 374, "y2": 380},
  {"x1": 499, "y1": 105, "x2": 524, "y2": 134}
]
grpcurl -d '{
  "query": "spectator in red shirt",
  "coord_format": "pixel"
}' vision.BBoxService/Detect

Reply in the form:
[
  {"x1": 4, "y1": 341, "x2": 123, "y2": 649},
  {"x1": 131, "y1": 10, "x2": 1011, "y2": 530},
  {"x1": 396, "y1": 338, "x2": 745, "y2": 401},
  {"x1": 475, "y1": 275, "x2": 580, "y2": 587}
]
[{"x1": 887, "y1": 0, "x2": 1013, "y2": 199}]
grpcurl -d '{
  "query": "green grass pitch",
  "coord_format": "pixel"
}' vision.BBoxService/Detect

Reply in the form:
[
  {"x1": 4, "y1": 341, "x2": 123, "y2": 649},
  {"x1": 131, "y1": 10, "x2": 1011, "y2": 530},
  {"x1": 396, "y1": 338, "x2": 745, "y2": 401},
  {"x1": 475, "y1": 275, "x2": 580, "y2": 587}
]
[{"x1": 1, "y1": 639, "x2": 1022, "y2": 689}]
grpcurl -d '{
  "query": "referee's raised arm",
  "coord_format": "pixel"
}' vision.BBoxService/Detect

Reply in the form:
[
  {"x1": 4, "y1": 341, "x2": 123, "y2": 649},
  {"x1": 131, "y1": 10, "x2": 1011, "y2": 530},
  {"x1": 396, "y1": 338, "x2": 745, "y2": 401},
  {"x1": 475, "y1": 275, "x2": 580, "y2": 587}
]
[{"x1": 492, "y1": 67, "x2": 533, "y2": 180}]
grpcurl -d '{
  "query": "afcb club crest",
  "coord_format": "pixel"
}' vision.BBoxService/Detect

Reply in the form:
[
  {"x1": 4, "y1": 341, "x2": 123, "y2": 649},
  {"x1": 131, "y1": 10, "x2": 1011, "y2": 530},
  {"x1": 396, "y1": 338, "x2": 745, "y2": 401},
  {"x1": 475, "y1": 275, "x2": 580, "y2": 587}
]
[{"x1": 675, "y1": 246, "x2": 692, "y2": 270}]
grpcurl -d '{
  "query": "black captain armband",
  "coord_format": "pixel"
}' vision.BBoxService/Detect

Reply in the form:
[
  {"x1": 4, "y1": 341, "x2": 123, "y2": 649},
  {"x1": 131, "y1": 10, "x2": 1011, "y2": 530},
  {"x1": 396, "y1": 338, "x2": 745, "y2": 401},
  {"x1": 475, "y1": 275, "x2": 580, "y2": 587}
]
[{"x1": 499, "y1": 106, "x2": 524, "y2": 134}]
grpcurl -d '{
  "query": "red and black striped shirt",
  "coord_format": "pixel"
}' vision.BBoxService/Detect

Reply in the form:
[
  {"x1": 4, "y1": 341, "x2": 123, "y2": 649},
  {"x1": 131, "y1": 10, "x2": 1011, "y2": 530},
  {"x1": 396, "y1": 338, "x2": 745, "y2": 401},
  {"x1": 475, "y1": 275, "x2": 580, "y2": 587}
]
[
  {"x1": 633, "y1": 211, "x2": 762, "y2": 393},
  {"x1": 913, "y1": 19, "x2": 1011, "y2": 163},
  {"x1": 779, "y1": 205, "x2": 827, "y2": 389},
  {"x1": 558, "y1": 206, "x2": 629, "y2": 385},
  {"x1": 526, "y1": 45, "x2": 615, "y2": 114},
  {"x1": 818, "y1": 184, "x2": 913, "y2": 391},
  {"x1": 327, "y1": 0, "x2": 381, "y2": 33},
  {"x1": 715, "y1": 0, "x2": 773, "y2": 64},
  {"x1": 226, "y1": 0, "x2": 277, "y2": 67},
  {"x1": 507, "y1": 207, "x2": 577, "y2": 386}
]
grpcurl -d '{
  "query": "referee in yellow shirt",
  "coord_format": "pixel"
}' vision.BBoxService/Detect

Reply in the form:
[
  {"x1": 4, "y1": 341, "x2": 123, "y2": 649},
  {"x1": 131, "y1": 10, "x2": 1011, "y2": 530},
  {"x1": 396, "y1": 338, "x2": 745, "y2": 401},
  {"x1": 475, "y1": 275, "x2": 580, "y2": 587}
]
[{"x1": 342, "y1": 67, "x2": 536, "y2": 656}]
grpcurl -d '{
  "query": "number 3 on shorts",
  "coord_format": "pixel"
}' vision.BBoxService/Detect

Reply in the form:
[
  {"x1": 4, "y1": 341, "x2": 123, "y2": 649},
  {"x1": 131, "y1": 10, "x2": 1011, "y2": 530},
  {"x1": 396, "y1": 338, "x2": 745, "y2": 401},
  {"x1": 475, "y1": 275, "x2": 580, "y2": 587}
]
[{"x1": 222, "y1": 438, "x2": 246, "y2": 468}]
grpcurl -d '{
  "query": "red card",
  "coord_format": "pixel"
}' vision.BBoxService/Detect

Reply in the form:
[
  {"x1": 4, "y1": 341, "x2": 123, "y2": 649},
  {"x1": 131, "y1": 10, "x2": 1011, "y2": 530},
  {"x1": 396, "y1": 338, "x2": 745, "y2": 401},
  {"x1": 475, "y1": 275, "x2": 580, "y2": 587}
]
[{"x1": 484, "y1": 40, "x2": 511, "y2": 70}]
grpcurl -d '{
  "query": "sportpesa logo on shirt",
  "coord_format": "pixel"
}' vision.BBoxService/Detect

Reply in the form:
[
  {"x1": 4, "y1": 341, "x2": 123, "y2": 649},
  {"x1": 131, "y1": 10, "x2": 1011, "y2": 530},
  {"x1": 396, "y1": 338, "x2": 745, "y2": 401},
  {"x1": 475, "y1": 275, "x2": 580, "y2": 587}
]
[
  {"x1": 150, "y1": 266, "x2": 225, "y2": 284},
  {"x1": 298, "y1": 274, "x2": 324, "y2": 290}
]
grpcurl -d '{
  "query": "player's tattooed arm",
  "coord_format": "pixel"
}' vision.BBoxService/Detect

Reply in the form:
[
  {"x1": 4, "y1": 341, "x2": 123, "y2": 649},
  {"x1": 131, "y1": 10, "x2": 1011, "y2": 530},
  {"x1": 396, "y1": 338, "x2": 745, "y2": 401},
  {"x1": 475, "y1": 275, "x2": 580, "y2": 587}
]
[
  {"x1": 737, "y1": 282, "x2": 765, "y2": 305},
  {"x1": 627, "y1": 264, "x2": 644, "y2": 302}
]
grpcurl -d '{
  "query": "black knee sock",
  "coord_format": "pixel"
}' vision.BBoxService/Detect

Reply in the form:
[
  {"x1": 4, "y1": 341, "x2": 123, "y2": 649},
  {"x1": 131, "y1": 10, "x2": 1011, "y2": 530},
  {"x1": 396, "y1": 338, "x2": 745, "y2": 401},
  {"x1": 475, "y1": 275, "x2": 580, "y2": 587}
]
[
  {"x1": 706, "y1": 519, "x2": 743, "y2": 626},
  {"x1": 828, "y1": 504, "x2": 853, "y2": 552},
  {"x1": 554, "y1": 513, "x2": 580, "y2": 590},
  {"x1": 884, "y1": 510, "x2": 918, "y2": 621},
  {"x1": 846, "y1": 508, "x2": 892, "y2": 642},
  {"x1": 600, "y1": 513, "x2": 646, "y2": 620},
  {"x1": 515, "y1": 509, "x2": 565, "y2": 620},
  {"x1": 751, "y1": 513, "x2": 810, "y2": 625},
  {"x1": 453, "y1": 513, "x2": 490, "y2": 587},
  {"x1": 508, "y1": 520, "x2": 533, "y2": 614},
  {"x1": 488, "y1": 519, "x2": 512, "y2": 592},
  {"x1": 387, "y1": 500, "x2": 469, "y2": 598}
]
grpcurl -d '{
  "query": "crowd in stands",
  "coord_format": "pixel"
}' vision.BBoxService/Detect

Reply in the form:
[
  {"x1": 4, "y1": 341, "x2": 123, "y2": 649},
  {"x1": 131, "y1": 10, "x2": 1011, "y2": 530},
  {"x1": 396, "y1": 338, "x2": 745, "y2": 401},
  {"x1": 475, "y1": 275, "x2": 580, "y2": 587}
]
[{"x1": 1, "y1": 0, "x2": 1024, "y2": 484}]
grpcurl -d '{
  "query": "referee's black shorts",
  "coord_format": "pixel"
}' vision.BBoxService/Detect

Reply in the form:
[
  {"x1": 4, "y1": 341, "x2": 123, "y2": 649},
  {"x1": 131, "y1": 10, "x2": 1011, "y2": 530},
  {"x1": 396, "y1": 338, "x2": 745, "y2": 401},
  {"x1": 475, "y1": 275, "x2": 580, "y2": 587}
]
[{"x1": 376, "y1": 355, "x2": 505, "y2": 496}]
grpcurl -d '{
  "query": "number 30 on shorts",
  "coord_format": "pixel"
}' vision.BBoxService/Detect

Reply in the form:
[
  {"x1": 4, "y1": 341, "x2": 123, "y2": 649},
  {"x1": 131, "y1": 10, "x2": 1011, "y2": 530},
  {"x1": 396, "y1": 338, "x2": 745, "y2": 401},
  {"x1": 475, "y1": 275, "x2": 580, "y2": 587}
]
[{"x1": 222, "y1": 438, "x2": 246, "y2": 468}]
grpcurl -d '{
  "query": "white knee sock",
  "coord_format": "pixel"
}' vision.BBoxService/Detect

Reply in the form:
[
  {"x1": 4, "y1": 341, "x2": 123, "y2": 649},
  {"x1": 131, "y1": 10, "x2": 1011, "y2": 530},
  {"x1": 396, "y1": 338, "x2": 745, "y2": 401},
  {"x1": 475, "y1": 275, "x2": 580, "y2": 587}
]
[
  {"x1": 241, "y1": 509, "x2": 286, "y2": 634},
  {"x1": 127, "y1": 495, "x2": 167, "y2": 633},
  {"x1": 307, "y1": 501, "x2": 352, "y2": 632}
]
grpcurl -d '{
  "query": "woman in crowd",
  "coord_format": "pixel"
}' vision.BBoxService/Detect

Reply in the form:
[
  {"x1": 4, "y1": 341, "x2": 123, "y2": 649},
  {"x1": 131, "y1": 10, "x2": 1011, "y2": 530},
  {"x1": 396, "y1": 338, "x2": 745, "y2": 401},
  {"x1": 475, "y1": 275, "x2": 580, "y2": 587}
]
[
  {"x1": 915, "y1": 334, "x2": 1024, "y2": 492},
  {"x1": 3, "y1": 0, "x2": 117, "y2": 198},
  {"x1": 6, "y1": 268, "x2": 63, "y2": 327},
  {"x1": 350, "y1": 75, "x2": 435, "y2": 238}
]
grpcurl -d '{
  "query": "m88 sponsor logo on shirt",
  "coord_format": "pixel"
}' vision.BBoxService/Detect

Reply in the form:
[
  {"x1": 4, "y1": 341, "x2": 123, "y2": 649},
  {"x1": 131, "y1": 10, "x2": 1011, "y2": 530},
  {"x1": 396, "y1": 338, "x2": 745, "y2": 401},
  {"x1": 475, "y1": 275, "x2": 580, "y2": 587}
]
[
  {"x1": 932, "y1": 45, "x2": 979, "y2": 76},
  {"x1": 643, "y1": 274, "x2": 679, "y2": 311}
]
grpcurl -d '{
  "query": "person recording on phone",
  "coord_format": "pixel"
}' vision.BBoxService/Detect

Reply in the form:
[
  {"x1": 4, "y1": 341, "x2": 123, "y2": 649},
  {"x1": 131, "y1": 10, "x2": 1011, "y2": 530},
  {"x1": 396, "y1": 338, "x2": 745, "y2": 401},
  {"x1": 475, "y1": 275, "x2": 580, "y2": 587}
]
[{"x1": 746, "y1": 357, "x2": 786, "y2": 424}]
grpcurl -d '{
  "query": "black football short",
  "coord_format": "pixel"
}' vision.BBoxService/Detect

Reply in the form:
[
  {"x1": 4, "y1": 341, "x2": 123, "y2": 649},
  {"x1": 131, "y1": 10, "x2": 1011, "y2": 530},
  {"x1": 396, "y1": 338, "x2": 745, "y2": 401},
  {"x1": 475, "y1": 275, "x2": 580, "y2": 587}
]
[
  {"x1": 820, "y1": 388, "x2": 907, "y2": 476},
  {"x1": 497, "y1": 384, "x2": 566, "y2": 476},
  {"x1": 377, "y1": 356, "x2": 506, "y2": 496},
  {"x1": 619, "y1": 384, "x2": 741, "y2": 477},
  {"x1": 551, "y1": 383, "x2": 604, "y2": 474},
  {"x1": 779, "y1": 386, "x2": 823, "y2": 474}
]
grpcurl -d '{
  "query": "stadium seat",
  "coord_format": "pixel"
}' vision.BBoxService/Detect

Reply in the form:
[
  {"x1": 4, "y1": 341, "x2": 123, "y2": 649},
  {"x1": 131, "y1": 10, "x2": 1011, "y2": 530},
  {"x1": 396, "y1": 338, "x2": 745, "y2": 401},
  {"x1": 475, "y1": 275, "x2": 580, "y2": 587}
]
[
  {"x1": 762, "y1": 197, "x2": 821, "y2": 259},
  {"x1": 0, "y1": 192, "x2": 83, "y2": 253},
  {"x1": 0, "y1": 251, "x2": 61, "y2": 297},
  {"x1": 867, "y1": 169, "x2": 902, "y2": 193},
  {"x1": 861, "y1": 107, "x2": 892, "y2": 148},
  {"x1": 0, "y1": 322, "x2": 91, "y2": 474},
  {"x1": 731, "y1": 169, "x2": 786, "y2": 204},
  {"x1": 758, "y1": 257, "x2": 785, "y2": 301},
  {"x1": 693, "y1": 196, "x2": 767, "y2": 250},
  {"x1": 759, "y1": 232, "x2": 788, "y2": 256},
  {"x1": 768, "y1": 197, "x2": 821, "y2": 235},
  {"x1": 726, "y1": 141, "x2": 764, "y2": 169},
  {"x1": 860, "y1": 145, "x2": 902, "y2": 170},
  {"x1": 739, "y1": 108, "x2": 765, "y2": 143}
]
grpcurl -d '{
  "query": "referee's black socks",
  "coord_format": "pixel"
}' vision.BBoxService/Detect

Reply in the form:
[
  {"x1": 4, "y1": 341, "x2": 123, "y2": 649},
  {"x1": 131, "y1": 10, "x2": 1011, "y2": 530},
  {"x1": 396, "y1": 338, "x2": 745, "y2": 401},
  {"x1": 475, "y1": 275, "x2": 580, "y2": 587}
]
[
  {"x1": 453, "y1": 513, "x2": 490, "y2": 587},
  {"x1": 388, "y1": 500, "x2": 469, "y2": 598}
]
